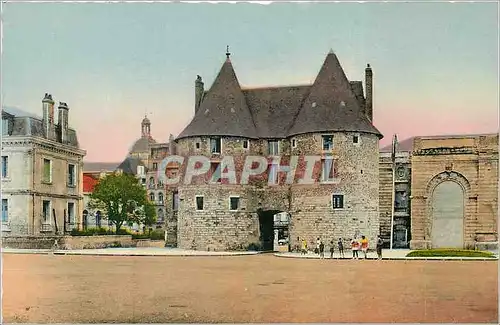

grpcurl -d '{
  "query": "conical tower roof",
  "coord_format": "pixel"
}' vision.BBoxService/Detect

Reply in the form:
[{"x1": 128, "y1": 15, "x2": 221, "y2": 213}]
[
  {"x1": 177, "y1": 58, "x2": 258, "y2": 139},
  {"x1": 287, "y1": 51, "x2": 382, "y2": 138}
]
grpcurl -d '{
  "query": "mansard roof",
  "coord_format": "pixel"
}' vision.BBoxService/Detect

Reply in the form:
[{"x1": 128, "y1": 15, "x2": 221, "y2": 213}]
[
  {"x1": 1, "y1": 106, "x2": 80, "y2": 147},
  {"x1": 177, "y1": 58, "x2": 258, "y2": 139},
  {"x1": 177, "y1": 51, "x2": 382, "y2": 140}
]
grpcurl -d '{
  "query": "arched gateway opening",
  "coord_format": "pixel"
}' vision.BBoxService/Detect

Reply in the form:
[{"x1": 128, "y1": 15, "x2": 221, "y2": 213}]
[
  {"x1": 257, "y1": 209, "x2": 290, "y2": 251},
  {"x1": 431, "y1": 180, "x2": 465, "y2": 248}
]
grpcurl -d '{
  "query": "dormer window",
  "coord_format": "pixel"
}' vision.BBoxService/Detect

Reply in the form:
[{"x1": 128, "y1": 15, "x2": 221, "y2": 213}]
[
  {"x1": 1, "y1": 118, "x2": 10, "y2": 136},
  {"x1": 322, "y1": 135, "x2": 333, "y2": 151},
  {"x1": 268, "y1": 141, "x2": 279, "y2": 155},
  {"x1": 210, "y1": 138, "x2": 221, "y2": 154}
]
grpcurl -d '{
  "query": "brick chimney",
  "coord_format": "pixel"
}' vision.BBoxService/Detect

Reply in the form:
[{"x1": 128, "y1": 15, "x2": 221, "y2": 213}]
[
  {"x1": 365, "y1": 64, "x2": 373, "y2": 122},
  {"x1": 195, "y1": 75, "x2": 204, "y2": 113},
  {"x1": 42, "y1": 93, "x2": 56, "y2": 140},
  {"x1": 58, "y1": 102, "x2": 69, "y2": 144}
]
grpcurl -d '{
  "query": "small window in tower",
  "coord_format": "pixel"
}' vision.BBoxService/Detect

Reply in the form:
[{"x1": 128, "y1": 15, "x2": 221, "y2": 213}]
[
  {"x1": 195, "y1": 142, "x2": 200, "y2": 149},
  {"x1": 292, "y1": 139, "x2": 297, "y2": 148},
  {"x1": 353, "y1": 135, "x2": 359, "y2": 144},
  {"x1": 242, "y1": 140, "x2": 249, "y2": 149},
  {"x1": 332, "y1": 194, "x2": 344, "y2": 209},
  {"x1": 196, "y1": 196, "x2": 204, "y2": 211}
]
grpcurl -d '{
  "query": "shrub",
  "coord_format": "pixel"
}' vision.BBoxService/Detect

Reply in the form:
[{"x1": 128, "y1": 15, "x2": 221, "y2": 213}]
[
  {"x1": 247, "y1": 242, "x2": 262, "y2": 251},
  {"x1": 406, "y1": 249, "x2": 496, "y2": 258},
  {"x1": 70, "y1": 227, "x2": 132, "y2": 236},
  {"x1": 149, "y1": 229, "x2": 164, "y2": 240},
  {"x1": 132, "y1": 234, "x2": 150, "y2": 240}
]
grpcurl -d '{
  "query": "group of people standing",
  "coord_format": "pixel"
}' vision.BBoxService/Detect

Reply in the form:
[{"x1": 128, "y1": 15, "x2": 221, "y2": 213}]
[{"x1": 298, "y1": 235, "x2": 384, "y2": 260}]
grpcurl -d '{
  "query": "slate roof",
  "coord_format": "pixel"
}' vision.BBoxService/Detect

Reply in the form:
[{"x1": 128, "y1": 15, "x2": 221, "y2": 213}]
[
  {"x1": 287, "y1": 52, "x2": 381, "y2": 137},
  {"x1": 2, "y1": 106, "x2": 80, "y2": 148},
  {"x1": 177, "y1": 58, "x2": 258, "y2": 139},
  {"x1": 83, "y1": 161, "x2": 121, "y2": 173},
  {"x1": 117, "y1": 156, "x2": 146, "y2": 175},
  {"x1": 177, "y1": 52, "x2": 382, "y2": 140}
]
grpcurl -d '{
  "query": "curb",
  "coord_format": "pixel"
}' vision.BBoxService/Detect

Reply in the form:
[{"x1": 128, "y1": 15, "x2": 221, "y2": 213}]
[
  {"x1": 1, "y1": 249, "x2": 263, "y2": 257},
  {"x1": 273, "y1": 253, "x2": 498, "y2": 261}
]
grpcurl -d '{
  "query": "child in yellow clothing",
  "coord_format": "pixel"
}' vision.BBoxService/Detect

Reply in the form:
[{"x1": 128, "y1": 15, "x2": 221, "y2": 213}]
[{"x1": 360, "y1": 236, "x2": 369, "y2": 259}]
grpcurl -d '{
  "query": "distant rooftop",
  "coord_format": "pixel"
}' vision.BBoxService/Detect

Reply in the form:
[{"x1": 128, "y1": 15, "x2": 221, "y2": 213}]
[
  {"x1": 83, "y1": 162, "x2": 121, "y2": 173},
  {"x1": 380, "y1": 133, "x2": 499, "y2": 153},
  {"x1": 2, "y1": 106, "x2": 42, "y2": 120}
]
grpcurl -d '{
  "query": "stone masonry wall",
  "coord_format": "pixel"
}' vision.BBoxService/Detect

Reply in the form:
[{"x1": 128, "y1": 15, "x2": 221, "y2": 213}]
[
  {"x1": 410, "y1": 134, "x2": 498, "y2": 249},
  {"x1": 175, "y1": 131, "x2": 380, "y2": 251}
]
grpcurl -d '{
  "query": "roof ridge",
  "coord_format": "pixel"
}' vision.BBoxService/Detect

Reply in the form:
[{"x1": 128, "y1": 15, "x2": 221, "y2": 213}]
[{"x1": 241, "y1": 84, "x2": 312, "y2": 91}]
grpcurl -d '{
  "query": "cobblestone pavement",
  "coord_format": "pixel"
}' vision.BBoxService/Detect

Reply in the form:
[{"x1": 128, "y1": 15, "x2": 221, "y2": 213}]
[{"x1": 2, "y1": 253, "x2": 497, "y2": 323}]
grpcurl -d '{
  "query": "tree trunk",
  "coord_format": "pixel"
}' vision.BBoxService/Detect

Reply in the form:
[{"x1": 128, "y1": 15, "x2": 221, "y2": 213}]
[{"x1": 115, "y1": 221, "x2": 124, "y2": 234}]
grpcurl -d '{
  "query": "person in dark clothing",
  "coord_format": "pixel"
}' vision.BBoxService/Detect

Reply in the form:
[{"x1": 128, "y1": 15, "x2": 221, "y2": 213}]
[
  {"x1": 337, "y1": 238, "x2": 344, "y2": 258},
  {"x1": 329, "y1": 240, "x2": 335, "y2": 259},
  {"x1": 319, "y1": 241, "x2": 325, "y2": 259},
  {"x1": 376, "y1": 235, "x2": 384, "y2": 260}
]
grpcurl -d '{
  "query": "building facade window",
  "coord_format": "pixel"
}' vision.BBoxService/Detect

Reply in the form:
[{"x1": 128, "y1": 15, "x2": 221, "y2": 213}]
[
  {"x1": 67, "y1": 202, "x2": 75, "y2": 224},
  {"x1": 211, "y1": 162, "x2": 221, "y2": 183},
  {"x1": 321, "y1": 158, "x2": 334, "y2": 182},
  {"x1": 172, "y1": 191, "x2": 179, "y2": 211},
  {"x1": 42, "y1": 200, "x2": 51, "y2": 223},
  {"x1": 1, "y1": 118, "x2": 9, "y2": 135},
  {"x1": 83, "y1": 210, "x2": 88, "y2": 229},
  {"x1": 332, "y1": 194, "x2": 344, "y2": 209},
  {"x1": 1, "y1": 156, "x2": 8, "y2": 178},
  {"x1": 2, "y1": 199, "x2": 8, "y2": 223},
  {"x1": 229, "y1": 196, "x2": 240, "y2": 211},
  {"x1": 210, "y1": 137, "x2": 221, "y2": 154},
  {"x1": 158, "y1": 192, "x2": 164, "y2": 204},
  {"x1": 149, "y1": 192, "x2": 155, "y2": 202},
  {"x1": 95, "y1": 210, "x2": 102, "y2": 227},
  {"x1": 152, "y1": 163, "x2": 158, "y2": 171},
  {"x1": 268, "y1": 163, "x2": 279, "y2": 185},
  {"x1": 68, "y1": 164, "x2": 76, "y2": 187},
  {"x1": 322, "y1": 135, "x2": 333, "y2": 151},
  {"x1": 195, "y1": 196, "x2": 204, "y2": 211},
  {"x1": 291, "y1": 139, "x2": 297, "y2": 148},
  {"x1": 268, "y1": 141, "x2": 279, "y2": 155},
  {"x1": 353, "y1": 134, "x2": 360, "y2": 145},
  {"x1": 157, "y1": 209, "x2": 164, "y2": 222},
  {"x1": 149, "y1": 177, "x2": 155, "y2": 189},
  {"x1": 242, "y1": 140, "x2": 249, "y2": 149},
  {"x1": 43, "y1": 159, "x2": 52, "y2": 183}
]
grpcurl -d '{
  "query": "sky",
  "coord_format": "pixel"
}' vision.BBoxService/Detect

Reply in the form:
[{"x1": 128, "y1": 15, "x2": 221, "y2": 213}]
[{"x1": 2, "y1": 2, "x2": 498, "y2": 162}]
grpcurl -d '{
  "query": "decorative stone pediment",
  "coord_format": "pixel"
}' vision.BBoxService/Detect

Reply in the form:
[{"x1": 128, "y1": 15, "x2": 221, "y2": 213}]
[{"x1": 413, "y1": 147, "x2": 475, "y2": 156}]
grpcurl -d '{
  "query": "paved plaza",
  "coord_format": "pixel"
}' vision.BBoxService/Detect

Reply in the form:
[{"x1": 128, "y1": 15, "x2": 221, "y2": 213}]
[{"x1": 2, "y1": 253, "x2": 498, "y2": 323}]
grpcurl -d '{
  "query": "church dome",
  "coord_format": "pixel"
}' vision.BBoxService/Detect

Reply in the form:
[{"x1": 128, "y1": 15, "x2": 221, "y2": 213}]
[{"x1": 130, "y1": 136, "x2": 156, "y2": 153}]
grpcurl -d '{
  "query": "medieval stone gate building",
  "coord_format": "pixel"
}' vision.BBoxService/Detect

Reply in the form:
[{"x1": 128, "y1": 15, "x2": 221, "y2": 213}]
[{"x1": 167, "y1": 50, "x2": 383, "y2": 251}]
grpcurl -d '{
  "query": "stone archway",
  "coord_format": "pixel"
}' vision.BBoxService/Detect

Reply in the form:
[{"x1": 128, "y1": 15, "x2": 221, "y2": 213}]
[{"x1": 426, "y1": 171, "x2": 470, "y2": 248}]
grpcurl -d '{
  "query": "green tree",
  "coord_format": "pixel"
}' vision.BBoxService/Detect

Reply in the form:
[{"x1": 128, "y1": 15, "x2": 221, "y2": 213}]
[
  {"x1": 129, "y1": 200, "x2": 157, "y2": 231},
  {"x1": 89, "y1": 173, "x2": 149, "y2": 233}
]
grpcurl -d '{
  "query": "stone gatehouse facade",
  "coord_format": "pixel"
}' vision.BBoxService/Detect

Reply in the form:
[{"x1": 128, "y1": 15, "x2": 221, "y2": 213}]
[
  {"x1": 168, "y1": 50, "x2": 383, "y2": 251},
  {"x1": 379, "y1": 133, "x2": 498, "y2": 250}
]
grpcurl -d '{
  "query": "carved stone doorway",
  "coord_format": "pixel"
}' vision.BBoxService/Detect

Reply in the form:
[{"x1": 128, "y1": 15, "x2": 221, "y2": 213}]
[{"x1": 431, "y1": 180, "x2": 465, "y2": 248}]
